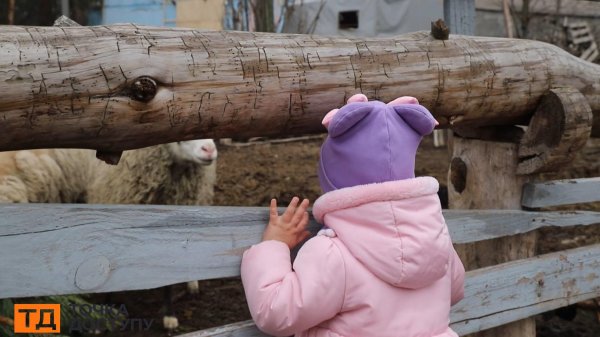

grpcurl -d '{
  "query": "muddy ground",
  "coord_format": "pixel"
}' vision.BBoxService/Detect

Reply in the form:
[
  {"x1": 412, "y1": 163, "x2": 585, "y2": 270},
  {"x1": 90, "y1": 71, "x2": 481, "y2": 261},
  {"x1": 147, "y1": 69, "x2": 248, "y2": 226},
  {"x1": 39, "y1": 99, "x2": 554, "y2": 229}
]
[{"x1": 100, "y1": 135, "x2": 600, "y2": 337}]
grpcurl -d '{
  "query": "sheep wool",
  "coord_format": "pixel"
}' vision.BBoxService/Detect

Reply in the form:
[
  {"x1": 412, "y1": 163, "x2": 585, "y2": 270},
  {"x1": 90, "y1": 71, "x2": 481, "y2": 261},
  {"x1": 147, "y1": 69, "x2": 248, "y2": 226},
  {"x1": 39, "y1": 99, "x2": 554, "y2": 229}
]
[
  {"x1": 87, "y1": 143, "x2": 216, "y2": 205},
  {"x1": 0, "y1": 140, "x2": 218, "y2": 206}
]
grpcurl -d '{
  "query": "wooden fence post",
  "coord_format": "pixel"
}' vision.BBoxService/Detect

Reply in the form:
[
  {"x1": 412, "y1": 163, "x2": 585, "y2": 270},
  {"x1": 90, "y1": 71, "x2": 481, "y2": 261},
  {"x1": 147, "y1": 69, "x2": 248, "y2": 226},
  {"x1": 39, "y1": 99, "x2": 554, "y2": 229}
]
[{"x1": 448, "y1": 138, "x2": 537, "y2": 337}]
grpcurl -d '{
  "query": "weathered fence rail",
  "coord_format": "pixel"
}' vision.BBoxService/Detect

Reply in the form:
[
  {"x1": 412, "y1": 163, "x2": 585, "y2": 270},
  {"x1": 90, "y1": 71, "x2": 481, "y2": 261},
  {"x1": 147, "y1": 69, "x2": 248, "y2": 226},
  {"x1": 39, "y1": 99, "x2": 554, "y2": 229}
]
[
  {"x1": 1, "y1": 204, "x2": 599, "y2": 299},
  {"x1": 522, "y1": 177, "x2": 600, "y2": 208},
  {"x1": 179, "y1": 243, "x2": 600, "y2": 337},
  {"x1": 1, "y1": 175, "x2": 599, "y2": 337}
]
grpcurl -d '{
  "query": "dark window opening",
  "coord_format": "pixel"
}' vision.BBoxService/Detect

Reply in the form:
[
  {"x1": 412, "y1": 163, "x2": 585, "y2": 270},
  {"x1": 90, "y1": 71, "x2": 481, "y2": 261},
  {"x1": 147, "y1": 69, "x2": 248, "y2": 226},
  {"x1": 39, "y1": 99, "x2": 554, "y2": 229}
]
[{"x1": 339, "y1": 10, "x2": 359, "y2": 29}]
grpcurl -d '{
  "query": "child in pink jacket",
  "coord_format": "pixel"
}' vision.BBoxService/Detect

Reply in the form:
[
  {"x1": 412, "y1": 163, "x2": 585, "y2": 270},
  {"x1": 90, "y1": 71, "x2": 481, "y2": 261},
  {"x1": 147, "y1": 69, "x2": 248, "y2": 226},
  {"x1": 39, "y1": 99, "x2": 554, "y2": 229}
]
[{"x1": 241, "y1": 94, "x2": 465, "y2": 337}]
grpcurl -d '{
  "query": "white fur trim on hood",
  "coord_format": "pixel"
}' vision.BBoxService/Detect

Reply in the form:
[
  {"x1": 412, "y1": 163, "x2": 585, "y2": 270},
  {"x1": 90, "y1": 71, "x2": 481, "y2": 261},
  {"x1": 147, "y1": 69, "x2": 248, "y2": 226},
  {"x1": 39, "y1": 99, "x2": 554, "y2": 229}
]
[{"x1": 312, "y1": 177, "x2": 439, "y2": 223}]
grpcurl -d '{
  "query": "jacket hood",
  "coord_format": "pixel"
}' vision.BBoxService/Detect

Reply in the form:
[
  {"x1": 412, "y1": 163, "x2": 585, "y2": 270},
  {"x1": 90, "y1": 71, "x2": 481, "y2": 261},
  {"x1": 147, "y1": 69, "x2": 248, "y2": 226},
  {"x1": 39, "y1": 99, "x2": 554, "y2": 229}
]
[{"x1": 313, "y1": 177, "x2": 451, "y2": 289}]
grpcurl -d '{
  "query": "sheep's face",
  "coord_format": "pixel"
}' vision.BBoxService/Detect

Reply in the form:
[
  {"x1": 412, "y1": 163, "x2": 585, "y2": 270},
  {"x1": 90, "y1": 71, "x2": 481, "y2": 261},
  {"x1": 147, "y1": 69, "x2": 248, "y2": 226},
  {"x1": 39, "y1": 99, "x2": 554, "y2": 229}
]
[{"x1": 168, "y1": 139, "x2": 218, "y2": 165}]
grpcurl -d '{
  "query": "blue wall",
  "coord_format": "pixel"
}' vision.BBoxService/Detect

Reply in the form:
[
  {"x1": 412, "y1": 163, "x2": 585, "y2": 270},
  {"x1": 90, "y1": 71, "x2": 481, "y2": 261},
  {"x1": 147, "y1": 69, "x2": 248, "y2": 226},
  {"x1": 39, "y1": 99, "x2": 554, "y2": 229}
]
[{"x1": 102, "y1": 0, "x2": 176, "y2": 26}]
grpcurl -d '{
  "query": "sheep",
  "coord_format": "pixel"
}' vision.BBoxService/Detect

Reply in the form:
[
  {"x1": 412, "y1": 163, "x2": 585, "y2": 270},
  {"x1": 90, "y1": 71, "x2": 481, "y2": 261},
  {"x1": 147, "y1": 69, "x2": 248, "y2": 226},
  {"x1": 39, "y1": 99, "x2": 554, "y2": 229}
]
[
  {"x1": 86, "y1": 140, "x2": 218, "y2": 331},
  {"x1": 0, "y1": 140, "x2": 217, "y2": 206},
  {"x1": 0, "y1": 139, "x2": 218, "y2": 332},
  {"x1": 87, "y1": 140, "x2": 217, "y2": 206}
]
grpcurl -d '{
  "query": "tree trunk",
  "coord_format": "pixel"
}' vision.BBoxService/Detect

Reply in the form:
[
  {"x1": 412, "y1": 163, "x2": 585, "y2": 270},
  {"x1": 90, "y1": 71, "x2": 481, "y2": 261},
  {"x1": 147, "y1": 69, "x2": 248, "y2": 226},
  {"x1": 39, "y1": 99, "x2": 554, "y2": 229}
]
[{"x1": 0, "y1": 24, "x2": 599, "y2": 152}]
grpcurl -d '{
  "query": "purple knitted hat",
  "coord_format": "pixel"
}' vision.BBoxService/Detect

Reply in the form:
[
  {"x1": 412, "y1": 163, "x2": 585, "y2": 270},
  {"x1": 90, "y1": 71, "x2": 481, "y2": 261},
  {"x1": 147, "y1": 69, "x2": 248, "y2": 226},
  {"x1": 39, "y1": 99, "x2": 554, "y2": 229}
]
[{"x1": 318, "y1": 95, "x2": 437, "y2": 193}]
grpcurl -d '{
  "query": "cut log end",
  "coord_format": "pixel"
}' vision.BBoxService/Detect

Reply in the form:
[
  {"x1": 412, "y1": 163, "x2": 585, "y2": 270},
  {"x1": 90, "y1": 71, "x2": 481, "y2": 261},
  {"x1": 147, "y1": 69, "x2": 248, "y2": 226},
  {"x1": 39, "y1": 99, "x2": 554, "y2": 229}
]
[{"x1": 517, "y1": 87, "x2": 593, "y2": 175}]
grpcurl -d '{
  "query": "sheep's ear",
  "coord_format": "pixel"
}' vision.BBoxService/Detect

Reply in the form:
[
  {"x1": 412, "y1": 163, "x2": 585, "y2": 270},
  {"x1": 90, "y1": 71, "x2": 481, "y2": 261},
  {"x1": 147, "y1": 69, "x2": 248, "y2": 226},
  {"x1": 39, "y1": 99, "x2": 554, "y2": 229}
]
[
  {"x1": 393, "y1": 104, "x2": 437, "y2": 136},
  {"x1": 328, "y1": 103, "x2": 374, "y2": 138}
]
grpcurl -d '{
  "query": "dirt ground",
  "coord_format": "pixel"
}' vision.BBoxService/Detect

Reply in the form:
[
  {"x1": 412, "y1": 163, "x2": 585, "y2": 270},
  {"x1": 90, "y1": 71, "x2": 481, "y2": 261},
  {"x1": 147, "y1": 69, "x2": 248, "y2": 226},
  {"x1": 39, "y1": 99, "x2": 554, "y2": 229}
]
[{"x1": 96, "y1": 135, "x2": 600, "y2": 337}]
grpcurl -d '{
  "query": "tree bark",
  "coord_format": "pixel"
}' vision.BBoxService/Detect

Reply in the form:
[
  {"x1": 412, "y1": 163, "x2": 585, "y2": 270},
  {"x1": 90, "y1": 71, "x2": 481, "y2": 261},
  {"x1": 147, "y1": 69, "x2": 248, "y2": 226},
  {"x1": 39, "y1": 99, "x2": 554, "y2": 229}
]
[{"x1": 1, "y1": 24, "x2": 599, "y2": 152}]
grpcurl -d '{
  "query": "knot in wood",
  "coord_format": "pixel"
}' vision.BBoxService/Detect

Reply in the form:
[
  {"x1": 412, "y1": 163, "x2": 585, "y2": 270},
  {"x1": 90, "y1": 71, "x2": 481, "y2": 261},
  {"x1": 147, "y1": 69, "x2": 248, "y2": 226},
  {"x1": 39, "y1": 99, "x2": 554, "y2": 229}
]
[
  {"x1": 130, "y1": 76, "x2": 157, "y2": 102},
  {"x1": 450, "y1": 157, "x2": 467, "y2": 193},
  {"x1": 74, "y1": 256, "x2": 111, "y2": 291}
]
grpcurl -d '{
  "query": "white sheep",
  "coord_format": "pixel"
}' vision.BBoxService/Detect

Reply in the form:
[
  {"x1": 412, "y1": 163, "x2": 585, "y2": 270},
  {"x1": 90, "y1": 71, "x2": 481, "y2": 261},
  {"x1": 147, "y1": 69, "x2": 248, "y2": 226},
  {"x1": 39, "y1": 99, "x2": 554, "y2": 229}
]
[
  {"x1": 87, "y1": 140, "x2": 217, "y2": 206},
  {"x1": 0, "y1": 139, "x2": 218, "y2": 331},
  {"x1": 87, "y1": 140, "x2": 218, "y2": 331}
]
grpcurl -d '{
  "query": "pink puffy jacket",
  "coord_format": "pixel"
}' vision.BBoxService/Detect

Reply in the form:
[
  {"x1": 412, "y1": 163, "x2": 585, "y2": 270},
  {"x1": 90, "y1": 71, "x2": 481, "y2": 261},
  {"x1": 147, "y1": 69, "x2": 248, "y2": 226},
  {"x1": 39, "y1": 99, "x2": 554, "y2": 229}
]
[{"x1": 241, "y1": 177, "x2": 465, "y2": 337}]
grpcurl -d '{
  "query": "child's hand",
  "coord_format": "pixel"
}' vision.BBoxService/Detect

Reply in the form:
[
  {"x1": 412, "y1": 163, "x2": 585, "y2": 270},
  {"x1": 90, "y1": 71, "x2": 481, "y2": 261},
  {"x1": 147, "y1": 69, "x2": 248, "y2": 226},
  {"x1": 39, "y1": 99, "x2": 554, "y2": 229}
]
[{"x1": 262, "y1": 197, "x2": 311, "y2": 249}]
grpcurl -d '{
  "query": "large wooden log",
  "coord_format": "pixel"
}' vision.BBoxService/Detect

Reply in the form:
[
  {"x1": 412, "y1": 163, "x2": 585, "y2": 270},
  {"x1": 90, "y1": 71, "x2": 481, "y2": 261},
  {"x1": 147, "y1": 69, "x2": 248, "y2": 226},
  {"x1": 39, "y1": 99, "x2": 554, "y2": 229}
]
[{"x1": 1, "y1": 24, "x2": 600, "y2": 152}]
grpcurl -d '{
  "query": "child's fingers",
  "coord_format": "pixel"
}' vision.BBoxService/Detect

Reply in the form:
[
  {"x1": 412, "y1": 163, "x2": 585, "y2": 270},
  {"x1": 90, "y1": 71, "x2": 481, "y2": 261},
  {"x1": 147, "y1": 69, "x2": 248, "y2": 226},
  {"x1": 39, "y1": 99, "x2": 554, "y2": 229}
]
[
  {"x1": 269, "y1": 199, "x2": 279, "y2": 220},
  {"x1": 299, "y1": 211, "x2": 309, "y2": 228},
  {"x1": 300, "y1": 198, "x2": 310, "y2": 210},
  {"x1": 291, "y1": 199, "x2": 310, "y2": 226},
  {"x1": 282, "y1": 196, "x2": 299, "y2": 222}
]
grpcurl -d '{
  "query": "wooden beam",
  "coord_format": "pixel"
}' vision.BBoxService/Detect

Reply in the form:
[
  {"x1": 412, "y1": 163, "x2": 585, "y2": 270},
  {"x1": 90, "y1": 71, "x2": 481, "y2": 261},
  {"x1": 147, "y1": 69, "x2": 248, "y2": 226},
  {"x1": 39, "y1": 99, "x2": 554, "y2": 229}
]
[
  {"x1": 452, "y1": 243, "x2": 600, "y2": 334},
  {"x1": 448, "y1": 138, "x2": 537, "y2": 336},
  {"x1": 445, "y1": 209, "x2": 600, "y2": 243},
  {"x1": 522, "y1": 177, "x2": 600, "y2": 208},
  {"x1": 1, "y1": 24, "x2": 600, "y2": 153},
  {"x1": 180, "y1": 243, "x2": 600, "y2": 337},
  {"x1": 0, "y1": 204, "x2": 598, "y2": 298}
]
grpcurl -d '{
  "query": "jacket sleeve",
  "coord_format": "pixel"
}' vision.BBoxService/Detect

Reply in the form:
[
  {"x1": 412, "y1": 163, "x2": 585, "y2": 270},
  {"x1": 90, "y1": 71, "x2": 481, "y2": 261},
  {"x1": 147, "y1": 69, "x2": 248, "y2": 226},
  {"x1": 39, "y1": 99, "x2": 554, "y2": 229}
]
[
  {"x1": 240, "y1": 236, "x2": 346, "y2": 337},
  {"x1": 449, "y1": 248, "x2": 465, "y2": 305}
]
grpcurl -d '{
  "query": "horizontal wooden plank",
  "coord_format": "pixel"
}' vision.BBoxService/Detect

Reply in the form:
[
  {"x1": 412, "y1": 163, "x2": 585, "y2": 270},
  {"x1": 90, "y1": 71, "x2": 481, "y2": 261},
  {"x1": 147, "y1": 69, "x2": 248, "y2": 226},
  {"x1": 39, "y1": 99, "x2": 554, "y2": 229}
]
[
  {"x1": 0, "y1": 204, "x2": 278, "y2": 298},
  {"x1": 572, "y1": 34, "x2": 594, "y2": 45},
  {"x1": 181, "y1": 243, "x2": 600, "y2": 337},
  {"x1": 451, "y1": 243, "x2": 600, "y2": 334},
  {"x1": 522, "y1": 177, "x2": 600, "y2": 208},
  {"x1": 0, "y1": 204, "x2": 599, "y2": 298},
  {"x1": 444, "y1": 209, "x2": 600, "y2": 244}
]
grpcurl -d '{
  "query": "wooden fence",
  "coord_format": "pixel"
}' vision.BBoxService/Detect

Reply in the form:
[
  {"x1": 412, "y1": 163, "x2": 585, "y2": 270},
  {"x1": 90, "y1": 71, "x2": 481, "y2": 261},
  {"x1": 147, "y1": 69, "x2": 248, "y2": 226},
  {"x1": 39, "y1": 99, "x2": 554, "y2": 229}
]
[
  {"x1": 1, "y1": 177, "x2": 599, "y2": 337},
  {"x1": 1, "y1": 3, "x2": 599, "y2": 335}
]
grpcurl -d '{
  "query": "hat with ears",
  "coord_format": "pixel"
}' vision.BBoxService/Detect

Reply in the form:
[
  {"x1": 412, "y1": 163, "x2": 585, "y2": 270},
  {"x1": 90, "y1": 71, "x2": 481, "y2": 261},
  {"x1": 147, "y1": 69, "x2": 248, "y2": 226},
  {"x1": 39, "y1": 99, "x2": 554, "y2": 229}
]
[{"x1": 318, "y1": 94, "x2": 438, "y2": 193}]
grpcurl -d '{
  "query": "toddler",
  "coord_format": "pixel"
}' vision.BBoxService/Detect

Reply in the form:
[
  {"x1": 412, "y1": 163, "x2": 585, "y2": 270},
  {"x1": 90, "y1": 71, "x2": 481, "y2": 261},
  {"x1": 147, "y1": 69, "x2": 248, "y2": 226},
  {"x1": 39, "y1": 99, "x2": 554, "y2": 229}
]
[{"x1": 241, "y1": 94, "x2": 465, "y2": 337}]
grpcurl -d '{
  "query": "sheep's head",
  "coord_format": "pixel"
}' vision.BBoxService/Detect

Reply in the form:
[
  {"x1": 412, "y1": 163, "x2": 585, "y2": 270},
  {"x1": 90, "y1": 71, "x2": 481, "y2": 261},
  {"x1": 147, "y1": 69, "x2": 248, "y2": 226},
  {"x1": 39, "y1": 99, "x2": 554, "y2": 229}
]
[{"x1": 168, "y1": 139, "x2": 218, "y2": 165}]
